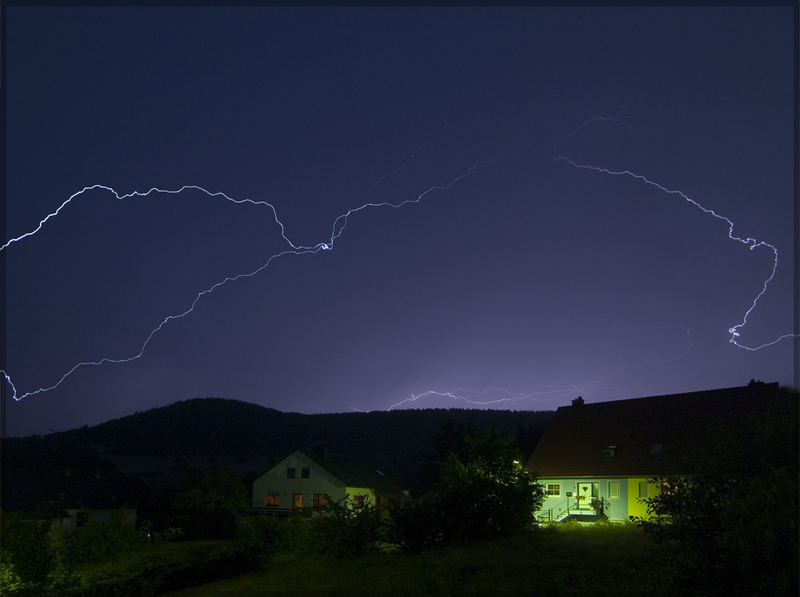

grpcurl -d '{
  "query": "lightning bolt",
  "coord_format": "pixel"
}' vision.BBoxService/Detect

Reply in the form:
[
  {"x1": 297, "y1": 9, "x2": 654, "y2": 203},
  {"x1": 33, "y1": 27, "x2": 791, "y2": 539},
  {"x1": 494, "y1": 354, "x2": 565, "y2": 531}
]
[
  {"x1": 553, "y1": 110, "x2": 633, "y2": 149},
  {"x1": 556, "y1": 156, "x2": 798, "y2": 351},
  {"x1": 1, "y1": 161, "x2": 490, "y2": 402}
]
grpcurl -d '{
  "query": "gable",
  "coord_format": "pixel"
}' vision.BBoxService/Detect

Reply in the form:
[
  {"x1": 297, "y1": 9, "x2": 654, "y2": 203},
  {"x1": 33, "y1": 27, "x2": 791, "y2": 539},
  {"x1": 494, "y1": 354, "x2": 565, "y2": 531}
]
[
  {"x1": 254, "y1": 450, "x2": 346, "y2": 487},
  {"x1": 253, "y1": 449, "x2": 403, "y2": 494}
]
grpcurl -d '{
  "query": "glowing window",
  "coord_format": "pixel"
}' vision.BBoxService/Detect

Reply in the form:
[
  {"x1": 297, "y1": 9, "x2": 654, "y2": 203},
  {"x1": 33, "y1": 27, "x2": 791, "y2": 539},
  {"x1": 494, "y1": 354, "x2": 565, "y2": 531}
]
[
  {"x1": 266, "y1": 494, "x2": 280, "y2": 507},
  {"x1": 638, "y1": 482, "x2": 649, "y2": 499},
  {"x1": 287, "y1": 467, "x2": 296, "y2": 479},
  {"x1": 352, "y1": 495, "x2": 365, "y2": 507},
  {"x1": 608, "y1": 481, "x2": 619, "y2": 499},
  {"x1": 546, "y1": 483, "x2": 561, "y2": 496},
  {"x1": 313, "y1": 493, "x2": 329, "y2": 507},
  {"x1": 301, "y1": 467, "x2": 310, "y2": 479},
  {"x1": 293, "y1": 493, "x2": 303, "y2": 508}
]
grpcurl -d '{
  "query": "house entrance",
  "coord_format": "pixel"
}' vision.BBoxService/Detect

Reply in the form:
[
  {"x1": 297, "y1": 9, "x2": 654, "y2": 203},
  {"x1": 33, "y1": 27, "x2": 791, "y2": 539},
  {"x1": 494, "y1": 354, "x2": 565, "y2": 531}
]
[{"x1": 576, "y1": 482, "x2": 594, "y2": 510}]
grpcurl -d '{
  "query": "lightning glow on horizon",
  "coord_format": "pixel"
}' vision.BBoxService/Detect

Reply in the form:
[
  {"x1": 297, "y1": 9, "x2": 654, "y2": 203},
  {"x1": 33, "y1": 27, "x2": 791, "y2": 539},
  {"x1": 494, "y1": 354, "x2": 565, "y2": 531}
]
[{"x1": 1, "y1": 161, "x2": 488, "y2": 402}]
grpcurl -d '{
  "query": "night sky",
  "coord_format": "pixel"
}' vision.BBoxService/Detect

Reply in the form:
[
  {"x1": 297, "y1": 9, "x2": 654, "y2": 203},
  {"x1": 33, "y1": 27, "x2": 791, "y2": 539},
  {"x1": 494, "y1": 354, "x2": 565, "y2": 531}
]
[{"x1": 3, "y1": 5, "x2": 797, "y2": 437}]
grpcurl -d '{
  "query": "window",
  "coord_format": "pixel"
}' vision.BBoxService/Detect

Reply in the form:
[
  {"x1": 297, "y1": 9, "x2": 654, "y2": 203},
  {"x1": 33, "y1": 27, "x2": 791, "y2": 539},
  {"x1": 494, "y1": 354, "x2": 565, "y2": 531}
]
[
  {"x1": 352, "y1": 495, "x2": 365, "y2": 507},
  {"x1": 301, "y1": 467, "x2": 310, "y2": 479},
  {"x1": 638, "y1": 481, "x2": 649, "y2": 499},
  {"x1": 266, "y1": 494, "x2": 280, "y2": 507},
  {"x1": 546, "y1": 483, "x2": 561, "y2": 496},
  {"x1": 608, "y1": 481, "x2": 619, "y2": 500},
  {"x1": 293, "y1": 493, "x2": 303, "y2": 508},
  {"x1": 287, "y1": 467, "x2": 296, "y2": 479},
  {"x1": 313, "y1": 493, "x2": 329, "y2": 507}
]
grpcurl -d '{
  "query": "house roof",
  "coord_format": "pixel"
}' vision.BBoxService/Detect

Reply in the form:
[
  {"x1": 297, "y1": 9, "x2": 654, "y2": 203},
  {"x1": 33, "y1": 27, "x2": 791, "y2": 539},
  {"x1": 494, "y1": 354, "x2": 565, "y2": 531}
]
[
  {"x1": 262, "y1": 448, "x2": 404, "y2": 495},
  {"x1": 526, "y1": 383, "x2": 779, "y2": 478},
  {"x1": 303, "y1": 450, "x2": 404, "y2": 494}
]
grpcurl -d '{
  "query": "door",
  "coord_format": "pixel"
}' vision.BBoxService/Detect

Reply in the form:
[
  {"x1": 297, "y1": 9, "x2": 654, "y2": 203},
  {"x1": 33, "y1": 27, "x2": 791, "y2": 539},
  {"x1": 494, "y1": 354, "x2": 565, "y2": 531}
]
[
  {"x1": 576, "y1": 482, "x2": 593, "y2": 510},
  {"x1": 293, "y1": 493, "x2": 303, "y2": 509}
]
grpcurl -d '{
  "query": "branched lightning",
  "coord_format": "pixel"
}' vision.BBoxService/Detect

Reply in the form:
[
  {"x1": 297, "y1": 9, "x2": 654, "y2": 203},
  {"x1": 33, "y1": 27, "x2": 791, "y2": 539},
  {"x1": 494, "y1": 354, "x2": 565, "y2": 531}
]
[
  {"x1": 556, "y1": 156, "x2": 798, "y2": 351},
  {"x1": 1, "y1": 161, "x2": 489, "y2": 402}
]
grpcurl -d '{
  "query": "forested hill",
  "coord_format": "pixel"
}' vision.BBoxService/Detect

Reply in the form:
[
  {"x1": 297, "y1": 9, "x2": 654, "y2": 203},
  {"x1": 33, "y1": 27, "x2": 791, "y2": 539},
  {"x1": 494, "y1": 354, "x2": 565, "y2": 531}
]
[
  {"x1": 4, "y1": 398, "x2": 552, "y2": 458},
  {"x1": 1, "y1": 398, "x2": 553, "y2": 509}
]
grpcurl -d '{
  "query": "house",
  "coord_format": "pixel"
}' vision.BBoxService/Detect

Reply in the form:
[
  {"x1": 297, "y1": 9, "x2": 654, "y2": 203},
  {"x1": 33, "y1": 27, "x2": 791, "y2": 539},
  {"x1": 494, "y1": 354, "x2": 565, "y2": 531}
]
[
  {"x1": 526, "y1": 382, "x2": 779, "y2": 523},
  {"x1": 251, "y1": 446, "x2": 408, "y2": 513},
  {"x1": 59, "y1": 508, "x2": 137, "y2": 533}
]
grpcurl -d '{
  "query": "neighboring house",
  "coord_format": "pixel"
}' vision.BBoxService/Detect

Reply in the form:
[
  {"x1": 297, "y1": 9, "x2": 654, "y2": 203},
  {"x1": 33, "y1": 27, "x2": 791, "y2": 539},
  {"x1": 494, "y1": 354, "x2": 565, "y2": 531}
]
[
  {"x1": 251, "y1": 446, "x2": 408, "y2": 513},
  {"x1": 526, "y1": 382, "x2": 779, "y2": 523},
  {"x1": 60, "y1": 508, "x2": 137, "y2": 533}
]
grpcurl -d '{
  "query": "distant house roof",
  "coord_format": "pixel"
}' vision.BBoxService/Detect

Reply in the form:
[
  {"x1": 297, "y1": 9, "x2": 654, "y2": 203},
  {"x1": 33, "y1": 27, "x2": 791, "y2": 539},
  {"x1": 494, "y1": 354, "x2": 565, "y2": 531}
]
[
  {"x1": 264, "y1": 448, "x2": 404, "y2": 495},
  {"x1": 526, "y1": 383, "x2": 779, "y2": 478},
  {"x1": 305, "y1": 450, "x2": 403, "y2": 494}
]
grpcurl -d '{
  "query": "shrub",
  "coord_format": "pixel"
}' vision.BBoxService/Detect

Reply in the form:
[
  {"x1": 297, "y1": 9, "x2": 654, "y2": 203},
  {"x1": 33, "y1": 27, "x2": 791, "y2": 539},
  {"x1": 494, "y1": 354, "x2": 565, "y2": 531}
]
[
  {"x1": 66, "y1": 511, "x2": 145, "y2": 565},
  {"x1": 0, "y1": 513, "x2": 78, "y2": 595},
  {"x1": 234, "y1": 516, "x2": 288, "y2": 567},
  {"x1": 309, "y1": 497, "x2": 390, "y2": 558},
  {"x1": 392, "y1": 427, "x2": 544, "y2": 550}
]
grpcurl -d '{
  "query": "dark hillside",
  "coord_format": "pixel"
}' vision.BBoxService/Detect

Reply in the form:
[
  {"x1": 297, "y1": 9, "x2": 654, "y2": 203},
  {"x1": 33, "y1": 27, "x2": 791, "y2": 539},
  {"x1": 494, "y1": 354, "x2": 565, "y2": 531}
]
[{"x1": 1, "y1": 398, "x2": 553, "y2": 511}]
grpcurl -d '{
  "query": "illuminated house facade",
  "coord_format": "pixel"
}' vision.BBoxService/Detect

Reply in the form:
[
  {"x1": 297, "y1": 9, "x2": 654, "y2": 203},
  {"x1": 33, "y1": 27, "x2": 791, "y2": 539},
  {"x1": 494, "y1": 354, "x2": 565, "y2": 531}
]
[
  {"x1": 251, "y1": 446, "x2": 408, "y2": 513},
  {"x1": 526, "y1": 383, "x2": 779, "y2": 523}
]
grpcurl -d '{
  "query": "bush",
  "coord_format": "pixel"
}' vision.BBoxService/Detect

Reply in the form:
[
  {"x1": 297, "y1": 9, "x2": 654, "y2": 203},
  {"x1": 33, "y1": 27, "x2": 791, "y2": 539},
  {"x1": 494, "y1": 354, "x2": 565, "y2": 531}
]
[
  {"x1": 388, "y1": 495, "x2": 446, "y2": 552},
  {"x1": 66, "y1": 511, "x2": 145, "y2": 565},
  {"x1": 309, "y1": 497, "x2": 390, "y2": 558},
  {"x1": 234, "y1": 516, "x2": 288, "y2": 567},
  {"x1": 392, "y1": 427, "x2": 544, "y2": 550},
  {"x1": 636, "y1": 389, "x2": 799, "y2": 594},
  {"x1": 0, "y1": 513, "x2": 78, "y2": 595}
]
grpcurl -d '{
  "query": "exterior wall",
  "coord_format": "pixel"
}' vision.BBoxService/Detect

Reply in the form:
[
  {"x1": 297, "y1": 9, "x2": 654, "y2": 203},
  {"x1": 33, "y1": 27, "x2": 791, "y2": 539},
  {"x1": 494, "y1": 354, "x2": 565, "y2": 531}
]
[
  {"x1": 344, "y1": 486, "x2": 375, "y2": 506},
  {"x1": 626, "y1": 477, "x2": 659, "y2": 519},
  {"x1": 535, "y1": 478, "x2": 630, "y2": 522},
  {"x1": 251, "y1": 450, "x2": 347, "y2": 510}
]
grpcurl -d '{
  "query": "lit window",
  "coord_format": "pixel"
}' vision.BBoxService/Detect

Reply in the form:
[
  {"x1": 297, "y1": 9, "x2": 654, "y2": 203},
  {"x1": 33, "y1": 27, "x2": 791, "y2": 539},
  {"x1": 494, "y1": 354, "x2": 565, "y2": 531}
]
[
  {"x1": 546, "y1": 483, "x2": 561, "y2": 496},
  {"x1": 313, "y1": 493, "x2": 329, "y2": 507},
  {"x1": 293, "y1": 493, "x2": 303, "y2": 508},
  {"x1": 287, "y1": 467, "x2": 296, "y2": 479},
  {"x1": 638, "y1": 482, "x2": 649, "y2": 499},
  {"x1": 266, "y1": 494, "x2": 280, "y2": 507},
  {"x1": 352, "y1": 495, "x2": 365, "y2": 507},
  {"x1": 301, "y1": 467, "x2": 310, "y2": 479},
  {"x1": 608, "y1": 481, "x2": 619, "y2": 499}
]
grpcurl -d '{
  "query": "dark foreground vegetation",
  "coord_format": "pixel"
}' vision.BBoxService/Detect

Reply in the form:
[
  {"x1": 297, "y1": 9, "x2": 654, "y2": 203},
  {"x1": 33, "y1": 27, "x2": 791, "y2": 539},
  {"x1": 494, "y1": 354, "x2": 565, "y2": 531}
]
[{"x1": 2, "y1": 388, "x2": 797, "y2": 595}]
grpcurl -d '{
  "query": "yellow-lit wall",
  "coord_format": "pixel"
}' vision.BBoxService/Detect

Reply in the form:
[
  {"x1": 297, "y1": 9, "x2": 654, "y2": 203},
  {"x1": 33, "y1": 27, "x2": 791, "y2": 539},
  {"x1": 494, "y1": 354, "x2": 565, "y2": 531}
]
[
  {"x1": 344, "y1": 486, "x2": 375, "y2": 505},
  {"x1": 626, "y1": 477, "x2": 659, "y2": 519}
]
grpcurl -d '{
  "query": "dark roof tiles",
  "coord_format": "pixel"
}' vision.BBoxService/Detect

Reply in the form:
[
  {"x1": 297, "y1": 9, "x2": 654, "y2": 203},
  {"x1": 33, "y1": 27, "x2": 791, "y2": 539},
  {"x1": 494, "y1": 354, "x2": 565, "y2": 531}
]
[{"x1": 526, "y1": 383, "x2": 779, "y2": 477}]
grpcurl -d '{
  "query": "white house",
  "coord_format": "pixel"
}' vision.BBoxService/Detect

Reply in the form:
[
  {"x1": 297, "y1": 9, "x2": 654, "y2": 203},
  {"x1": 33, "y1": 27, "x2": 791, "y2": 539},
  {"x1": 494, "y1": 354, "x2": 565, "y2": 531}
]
[{"x1": 251, "y1": 446, "x2": 408, "y2": 513}]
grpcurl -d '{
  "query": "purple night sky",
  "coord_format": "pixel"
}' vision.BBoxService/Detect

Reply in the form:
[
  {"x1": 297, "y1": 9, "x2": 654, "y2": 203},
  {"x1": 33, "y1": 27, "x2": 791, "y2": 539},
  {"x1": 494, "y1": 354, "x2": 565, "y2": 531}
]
[{"x1": 3, "y1": 5, "x2": 797, "y2": 437}]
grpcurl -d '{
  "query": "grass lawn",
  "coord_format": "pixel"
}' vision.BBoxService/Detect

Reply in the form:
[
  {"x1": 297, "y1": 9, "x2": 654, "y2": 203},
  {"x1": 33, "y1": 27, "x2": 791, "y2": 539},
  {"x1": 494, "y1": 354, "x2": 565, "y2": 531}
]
[
  {"x1": 74, "y1": 539, "x2": 240, "y2": 594},
  {"x1": 167, "y1": 524, "x2": 668, "y2": 595}
]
